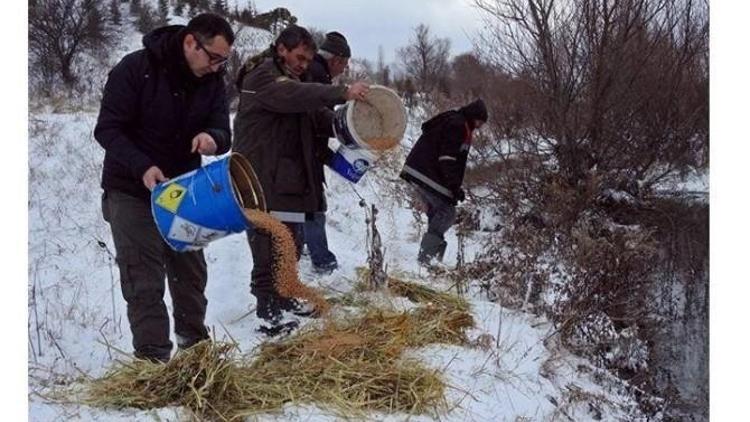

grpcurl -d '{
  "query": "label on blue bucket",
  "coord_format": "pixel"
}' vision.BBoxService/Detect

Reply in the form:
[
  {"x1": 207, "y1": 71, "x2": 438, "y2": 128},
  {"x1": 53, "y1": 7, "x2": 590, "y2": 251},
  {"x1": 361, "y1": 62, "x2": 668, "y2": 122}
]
[
  {"x1": 167, "y1": 215, "x2": 228, "y2": 245},
  {"x1": 155, "y1": 183, "x2": 188, "y2": 213},
  {"x1": 330, "y1": 145, "x2": 372, "y2": 183}
]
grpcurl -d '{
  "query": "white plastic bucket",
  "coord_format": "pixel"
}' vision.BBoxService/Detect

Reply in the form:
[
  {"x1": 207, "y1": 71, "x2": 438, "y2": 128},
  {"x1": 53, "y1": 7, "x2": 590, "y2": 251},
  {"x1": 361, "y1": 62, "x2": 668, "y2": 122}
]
[{"x1": 330, "y1": 85, "x2": 406, "y2": 183}]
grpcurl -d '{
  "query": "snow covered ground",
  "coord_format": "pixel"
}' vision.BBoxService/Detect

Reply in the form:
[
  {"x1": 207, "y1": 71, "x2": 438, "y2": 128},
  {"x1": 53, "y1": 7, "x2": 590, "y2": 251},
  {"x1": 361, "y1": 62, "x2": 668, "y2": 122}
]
[
  {"x1": 27, "y1": 109, "x2": 647, "y2": 421},
  {"x1": 26, "y1": 7, "x2": 651, "y2": 420}
]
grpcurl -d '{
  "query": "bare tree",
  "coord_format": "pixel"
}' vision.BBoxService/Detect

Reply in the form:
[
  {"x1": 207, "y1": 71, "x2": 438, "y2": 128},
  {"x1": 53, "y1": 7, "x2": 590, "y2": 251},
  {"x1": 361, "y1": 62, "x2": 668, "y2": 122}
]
[
  {"x1": 157, "y1": 0, "x2": 169, "y2": 25},
  {"x1": 474, "y1": 0, "x2": 708, "y2": 190},
  {"x1": 174, "y1": 0, "x2": 185, "y2": 16},
  {"x1": 29, "y1": 0, "x2": 111, "y2": 88},
  {"x1": 397, "y1": 23, "x2": 451, "y2": 93},
  {"x1": 305, "y1": 26, "x2": 327, "y2": 48},
  {"x1": 341, "y1": 58, "x2": 375, "y2": 85},
  {"x1": 450, "y1": 53, "x2": 493, "y2": 99},
  {"x1": 375, "y1": 45, "x2": 389, "y2": 85},
  {"x1": 466, "y1": 1, "x2": 709, "y2": 416},
  {"x1": 211, "y1": 0, "x2": 228, "y2": 16},
  {"x1": 109, "y1": 0, "x2": 122, "y2": 26},
  {"x1": 232, "y1": 1, "x2": 257, "y2": 25},
  {"x1": 136, "y1": 2, "x2": 159, "y2": 33},
  {"x1": 129, "y1": 0, "x2": 142, "y2": 16},
  {"x1": 392, "y1": 71, "x2": 416, "y2": 106}
]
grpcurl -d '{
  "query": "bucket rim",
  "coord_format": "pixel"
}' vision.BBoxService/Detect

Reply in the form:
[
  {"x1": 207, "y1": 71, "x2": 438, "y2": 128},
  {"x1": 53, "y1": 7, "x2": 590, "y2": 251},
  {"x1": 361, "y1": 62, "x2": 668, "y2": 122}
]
[
  {"x1": 227, "y1": 152, "x2": 267, "y2": 213},
  {"x1": 337, "y1": 142, "x2": 379, "y2": 161},
  {"x1": 344, "y1": 84, "x2": 406, "y2": 151},
  {"x1": 344, "y1": 99, "x2": 366, "y2": 148}
]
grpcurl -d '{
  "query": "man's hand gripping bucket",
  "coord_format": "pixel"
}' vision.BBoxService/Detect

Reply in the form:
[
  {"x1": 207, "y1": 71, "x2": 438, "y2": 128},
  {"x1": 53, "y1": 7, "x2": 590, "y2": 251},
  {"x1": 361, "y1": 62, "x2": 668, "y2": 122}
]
[
  {"x1": 151, "y1": 152, "x2": 266, "y2": 252},
  {"x1": 331, "y1": 85, "x2": 407, "y2": 182}
]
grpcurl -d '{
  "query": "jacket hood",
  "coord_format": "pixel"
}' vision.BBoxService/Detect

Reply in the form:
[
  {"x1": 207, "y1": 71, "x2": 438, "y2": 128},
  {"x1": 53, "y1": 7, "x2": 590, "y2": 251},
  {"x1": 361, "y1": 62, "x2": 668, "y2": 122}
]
[
  {"x1": 303, "y1": 54, "x2": 331, "y2": 84},
  {"x1": 421, "y1": 110, "x2": 459, "y2": 132},
  {"x1": 143, "y1": 25, "x2": 186, "y2": 62},
  {"x1": 143, "y1": 25, "x2": 213, "y2": 86},
  {"x1": 313, "y1": 54, "x2": 331, "y2": 76},
  {"x1": 421, "y1": 99, "x2": 488, "y2": 132},
  {"x1": 458, "y1": 99, "x2": 488, "y2": 123}
]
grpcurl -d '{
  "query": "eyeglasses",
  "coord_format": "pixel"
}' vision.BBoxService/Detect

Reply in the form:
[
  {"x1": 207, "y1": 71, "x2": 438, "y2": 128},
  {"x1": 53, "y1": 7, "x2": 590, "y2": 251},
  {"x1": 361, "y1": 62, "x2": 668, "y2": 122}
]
[{"x1": 195, "y1": 37, "x2": 229, "y2": 67}]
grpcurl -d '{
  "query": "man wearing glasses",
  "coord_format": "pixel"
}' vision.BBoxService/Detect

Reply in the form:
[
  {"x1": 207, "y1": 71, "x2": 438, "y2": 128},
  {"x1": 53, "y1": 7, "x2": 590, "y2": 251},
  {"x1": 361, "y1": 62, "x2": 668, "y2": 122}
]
[{"x1": 94, "y1": 14, "x2": 234, "y2": 362}]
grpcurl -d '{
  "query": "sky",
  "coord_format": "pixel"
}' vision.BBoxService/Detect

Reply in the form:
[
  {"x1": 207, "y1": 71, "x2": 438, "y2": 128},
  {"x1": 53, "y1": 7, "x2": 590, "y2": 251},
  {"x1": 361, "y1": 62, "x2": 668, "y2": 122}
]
[{"x1": 242, "y1": 0, "x2": 485, "y2": 65}]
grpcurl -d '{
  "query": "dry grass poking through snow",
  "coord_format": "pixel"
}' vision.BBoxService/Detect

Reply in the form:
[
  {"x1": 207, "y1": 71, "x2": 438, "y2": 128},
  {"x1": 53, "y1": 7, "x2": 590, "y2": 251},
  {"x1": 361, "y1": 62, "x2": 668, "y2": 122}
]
[{"x1": 388, "y1": 278, "x2": 471, "y2": 312}]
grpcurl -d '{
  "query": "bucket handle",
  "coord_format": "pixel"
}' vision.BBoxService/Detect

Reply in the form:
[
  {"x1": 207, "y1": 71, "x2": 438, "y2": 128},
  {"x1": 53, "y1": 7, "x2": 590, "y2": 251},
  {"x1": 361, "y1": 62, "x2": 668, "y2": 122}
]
[{"x1": 188, "y1": 165, "x2": 221, "y2": 206}]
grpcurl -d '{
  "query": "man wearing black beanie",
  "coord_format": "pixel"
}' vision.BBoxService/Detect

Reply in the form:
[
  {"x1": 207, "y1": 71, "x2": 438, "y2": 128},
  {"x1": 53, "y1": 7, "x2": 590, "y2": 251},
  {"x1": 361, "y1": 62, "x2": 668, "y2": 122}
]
[
  {"x1": 399, "y1": 99, "x2": 488, "y2": 264},
  {"x1": 320, "y1": 31, "x2": 351, "y2": 58}
]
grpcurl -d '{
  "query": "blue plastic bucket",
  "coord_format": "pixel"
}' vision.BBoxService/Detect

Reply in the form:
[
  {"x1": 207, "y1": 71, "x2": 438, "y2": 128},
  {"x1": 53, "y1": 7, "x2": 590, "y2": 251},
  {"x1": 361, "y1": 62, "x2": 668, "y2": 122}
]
[{"x1": 151, "y1": 153, "x2": 266, "y2": 252}]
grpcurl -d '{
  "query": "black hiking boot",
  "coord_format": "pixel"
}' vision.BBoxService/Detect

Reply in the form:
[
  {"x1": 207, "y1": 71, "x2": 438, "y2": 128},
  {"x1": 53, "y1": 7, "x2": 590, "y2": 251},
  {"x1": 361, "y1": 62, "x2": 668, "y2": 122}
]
[
  {"x1": 255, "y1": 290, "x2": 300, "y2": 336},
  {"x1": 257, "y1": 319, "x2": 299, "y2": 337},
  {"x1": 278, "y1": 296, "x2": 318, "y2": 318},
  {"x1": 176, "y1": 334, "x2": 210, "y2": 352},
  {"x1": 312, "y1": 260, "x2": 339, "y2": 275}
]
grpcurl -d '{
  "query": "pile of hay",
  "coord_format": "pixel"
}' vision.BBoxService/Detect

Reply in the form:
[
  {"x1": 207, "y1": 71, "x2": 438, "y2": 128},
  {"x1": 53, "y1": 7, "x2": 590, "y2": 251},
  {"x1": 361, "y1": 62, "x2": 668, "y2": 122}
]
[
  {"x1": 242, "y1": 308, "x2": 472, "y2": 416},
  {"x1": 83, "y1": 274, "x2": 473, "y2": 419},
  {"x1": 84, "y1": 302, "x2": 474, "y2": 420},
  {"x1": 84, "y1": 342, "x2": 244, "y2": 419}
]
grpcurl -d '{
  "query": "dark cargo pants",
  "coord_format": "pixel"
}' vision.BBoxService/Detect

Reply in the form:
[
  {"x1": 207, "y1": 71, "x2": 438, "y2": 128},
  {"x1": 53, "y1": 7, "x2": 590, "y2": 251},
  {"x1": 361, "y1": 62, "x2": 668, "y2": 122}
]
[
  {"x1": 413, "y1": 185, "x2": 457, "y2": 263},
  {"x1": 247, "y1": 222, "x2": 303, "y2": 320},
  {"x1": 102, "y1": 190, "x2": 209, "y2": 361}
]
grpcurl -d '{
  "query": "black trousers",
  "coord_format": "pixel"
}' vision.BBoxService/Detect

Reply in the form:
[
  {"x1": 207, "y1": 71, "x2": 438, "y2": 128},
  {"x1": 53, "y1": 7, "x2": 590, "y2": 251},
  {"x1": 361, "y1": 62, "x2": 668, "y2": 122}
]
[{"x1": 102, "y1": 190, "x2": 209, "y2": 361}]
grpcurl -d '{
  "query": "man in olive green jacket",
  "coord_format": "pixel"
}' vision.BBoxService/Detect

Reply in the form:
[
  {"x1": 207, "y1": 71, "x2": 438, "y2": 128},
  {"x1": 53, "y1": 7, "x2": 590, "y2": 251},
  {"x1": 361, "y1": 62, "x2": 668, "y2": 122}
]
[{"x1": 233, "y1": 25, "x2": 368, "y2": 334}]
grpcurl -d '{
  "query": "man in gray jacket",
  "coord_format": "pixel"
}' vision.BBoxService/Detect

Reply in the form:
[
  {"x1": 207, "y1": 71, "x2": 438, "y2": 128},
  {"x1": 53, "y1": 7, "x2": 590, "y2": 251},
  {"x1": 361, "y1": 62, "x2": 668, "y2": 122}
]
[{"x1": 233, "y1": 25, "x2": 368, "y2": 334}]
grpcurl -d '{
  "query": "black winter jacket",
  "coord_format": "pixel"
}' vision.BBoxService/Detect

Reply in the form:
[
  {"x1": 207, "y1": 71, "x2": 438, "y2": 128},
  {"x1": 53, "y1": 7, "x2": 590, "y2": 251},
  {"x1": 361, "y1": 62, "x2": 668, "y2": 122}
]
[
  {"x1": 232, "y1": 57, "x2": 347, "y2": 222},
  {"x1": 305, "y1": 54, "x2": 333, "y2": 86},
  {"x1": 400, "y1": 110, "x2": 474, "y2": 205},
  {"x1": 94, "y1": 25, "x2": 231, "y2": 201},
  {"x1": 304, "y1": 54, "x2": 336, "y2": 210}
]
